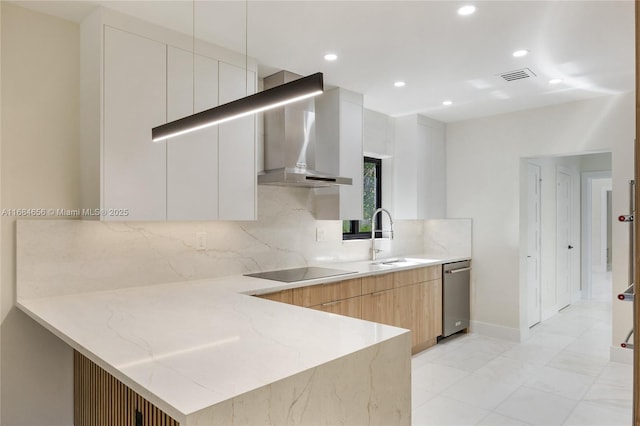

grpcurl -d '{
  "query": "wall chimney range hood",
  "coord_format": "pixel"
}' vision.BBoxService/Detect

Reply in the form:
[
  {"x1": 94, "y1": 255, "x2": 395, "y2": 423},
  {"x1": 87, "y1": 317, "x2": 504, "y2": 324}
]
[{"x1": 259, "y1": 71, "x2": 353, "y2": 188}]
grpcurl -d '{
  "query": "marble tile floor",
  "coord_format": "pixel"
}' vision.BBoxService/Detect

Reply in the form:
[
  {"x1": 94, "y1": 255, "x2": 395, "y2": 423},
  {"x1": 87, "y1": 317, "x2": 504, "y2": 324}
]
[{"x1": 412, "y1": 274, "x2": 632, "y2": 425}]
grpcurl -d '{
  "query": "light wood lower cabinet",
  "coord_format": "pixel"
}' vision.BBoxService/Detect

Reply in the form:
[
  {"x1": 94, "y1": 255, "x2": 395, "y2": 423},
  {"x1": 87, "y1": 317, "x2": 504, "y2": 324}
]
[
  {"x1": 255, "y1": 266, "x2": 444, "y2": 354},
  {"x1": 361, "y1": 289, "x2": 395, "y2": 327},
  {"x1": 316, "y1": 296, "x2": 362, "y2": 318},
  {"x1": 258, "y1": 289, "x2": 293, "y2": 304},
  {"x1": 408, "y1": 279, "x2": 443, "y2": 353},
  {"x1": 74, "y1": 351, "x2": 179, "y2": 426}
]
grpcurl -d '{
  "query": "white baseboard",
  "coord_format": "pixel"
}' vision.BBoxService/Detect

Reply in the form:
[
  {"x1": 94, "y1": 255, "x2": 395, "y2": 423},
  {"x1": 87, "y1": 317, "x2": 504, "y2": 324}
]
[
  {"x1": 610, "y1": 345, "x2": 633, "y2": 364},
  {"x1": 469, "y1": 320, "x2": 521, "y2": 342}
]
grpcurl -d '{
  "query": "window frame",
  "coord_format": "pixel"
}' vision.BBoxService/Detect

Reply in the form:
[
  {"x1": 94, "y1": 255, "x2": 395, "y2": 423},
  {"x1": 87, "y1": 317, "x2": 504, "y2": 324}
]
[{"x1": 342, "y1": 157, "x2": 382, "y2": 240}]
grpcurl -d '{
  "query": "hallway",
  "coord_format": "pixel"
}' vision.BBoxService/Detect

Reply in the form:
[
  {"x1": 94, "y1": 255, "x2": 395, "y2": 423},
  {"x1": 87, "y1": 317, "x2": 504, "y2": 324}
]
[{"x1": 412, "y1": 272, "x2": 631, "y2": 425}]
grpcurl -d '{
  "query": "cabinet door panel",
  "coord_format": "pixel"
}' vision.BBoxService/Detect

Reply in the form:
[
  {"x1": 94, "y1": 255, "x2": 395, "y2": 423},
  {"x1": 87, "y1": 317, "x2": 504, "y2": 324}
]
[
  {"x1": 258, "y1": 290, "x2": 292, "y2": 304},
  {"x1": 320, "y1": 297, "x2": 361, "y2": 318},
  {"x1": 338, "y1": 99, "x2": 363, "y2": 219},
  {"x1": 292, "y1": 285, "x2": 323, "y2": 307},
  {"x1": 426, "y1": 279, "x2": 443, "y2": 341},
  {"x1": 361, "y1": 290, "x2": 395, "y2": 326},
  {"x1": 103, "y1": 27, "x2": 167, "y2": 220},
  {"x1": 362, "y1": 273, "x2": 394, "y2": 294},
  {"x1": 218, "y1": 62, "x2": 256, "y2": 220},
  {"x1": 166, "y1": 47, "x2": 219, "y2": 220},
  {"x1": 394, "y1": 285, "x2": 415, "y2": 334},
  {"x1": 394, "y1": 266, "x2": 441, "y2": 288},
  {"x1": 323, "y1": 278, "x2": 361, "y2": 302}
]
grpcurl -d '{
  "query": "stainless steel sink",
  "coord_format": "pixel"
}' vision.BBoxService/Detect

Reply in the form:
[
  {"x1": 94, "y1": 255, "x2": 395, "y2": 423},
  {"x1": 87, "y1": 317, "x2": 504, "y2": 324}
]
[{"x1": 370, "y1": 257, "x2": 439, "y2": 267}]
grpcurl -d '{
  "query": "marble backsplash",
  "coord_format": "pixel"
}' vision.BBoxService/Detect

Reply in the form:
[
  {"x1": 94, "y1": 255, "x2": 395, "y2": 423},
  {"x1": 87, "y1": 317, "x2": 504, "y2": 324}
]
[{"x1": 17, "y1": 186, "x2": 471, "y2": 299}]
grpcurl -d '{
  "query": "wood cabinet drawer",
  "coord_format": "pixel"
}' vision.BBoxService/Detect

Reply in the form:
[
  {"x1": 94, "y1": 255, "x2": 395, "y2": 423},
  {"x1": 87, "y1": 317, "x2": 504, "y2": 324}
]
[
  {"x1": 360, "y1": 289, "x2": 395, "y2": 326},
  {"x1": 291, "y1": 285, "x2": 324, "y2": 307},
  {"x1": 323, "y1": 278, "x2": 362, "y2": 302},
  {"x1": 317, "y1": 296, "x2": 362, "y2": 318},
  {"x1": 291, "y1": 278, "x2": 361, "y2": 307},
  {"x1": 258, "y1": 289, "x2": 293, "y2": 304},
  {"x1": 393, "y1": 265, "x2": 441, "y2": 287},
  {"x1": 362, "y1": 273, "x2": 394, "y2": 294}
]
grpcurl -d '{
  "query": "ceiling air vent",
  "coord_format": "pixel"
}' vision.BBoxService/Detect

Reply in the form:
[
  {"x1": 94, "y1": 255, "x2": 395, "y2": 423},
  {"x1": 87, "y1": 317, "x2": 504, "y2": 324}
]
[{"x1": 499, "y1": 68, "x2": 536, "y2": 82}]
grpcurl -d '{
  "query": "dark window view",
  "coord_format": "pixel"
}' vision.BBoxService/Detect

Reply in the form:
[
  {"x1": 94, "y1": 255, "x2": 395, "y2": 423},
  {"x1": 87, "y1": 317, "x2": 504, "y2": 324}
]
[{"x1": 343, "y1": 157, "x2": 382, "y2": 240}]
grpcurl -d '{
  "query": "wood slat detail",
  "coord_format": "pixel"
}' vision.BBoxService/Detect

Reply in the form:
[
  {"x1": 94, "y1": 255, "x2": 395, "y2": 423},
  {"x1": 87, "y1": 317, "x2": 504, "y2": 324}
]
[{"x1": 74, "y1": 351, "x2": 180, "y2": 426}]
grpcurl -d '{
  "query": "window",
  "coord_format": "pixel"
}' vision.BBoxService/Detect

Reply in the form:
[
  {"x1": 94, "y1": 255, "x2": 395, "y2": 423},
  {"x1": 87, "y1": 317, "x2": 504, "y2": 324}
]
[{"x1": 343, "y1": 157, "x2": 382, "y2": 240}]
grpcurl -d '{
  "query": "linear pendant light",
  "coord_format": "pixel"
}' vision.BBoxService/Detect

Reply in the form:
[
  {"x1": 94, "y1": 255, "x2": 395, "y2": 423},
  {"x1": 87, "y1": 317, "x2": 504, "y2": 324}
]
[{"x1": 152, "y1": 72, "x2": 324, "y2": 142}]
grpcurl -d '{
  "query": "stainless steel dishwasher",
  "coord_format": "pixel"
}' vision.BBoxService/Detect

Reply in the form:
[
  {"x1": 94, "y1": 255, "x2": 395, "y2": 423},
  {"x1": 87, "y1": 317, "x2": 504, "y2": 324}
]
[{"x1": 442, "y1": 260, "x2": 471, "y2": 338}]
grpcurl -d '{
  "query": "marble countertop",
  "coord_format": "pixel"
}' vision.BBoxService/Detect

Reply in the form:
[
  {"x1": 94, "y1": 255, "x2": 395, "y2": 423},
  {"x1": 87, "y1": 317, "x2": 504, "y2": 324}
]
[{"x1": 17, "y1": 254, "x2": 468, "y2": 423}]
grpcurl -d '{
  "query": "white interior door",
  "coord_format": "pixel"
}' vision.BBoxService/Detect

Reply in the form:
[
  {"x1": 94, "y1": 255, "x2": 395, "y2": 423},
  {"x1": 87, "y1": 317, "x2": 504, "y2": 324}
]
[
  {"x1": 556, "y1": 170, "x2": 573, "y2": 309},
  {"x1": 527, "y1": 163, "x2": 542, "y2": 327}
]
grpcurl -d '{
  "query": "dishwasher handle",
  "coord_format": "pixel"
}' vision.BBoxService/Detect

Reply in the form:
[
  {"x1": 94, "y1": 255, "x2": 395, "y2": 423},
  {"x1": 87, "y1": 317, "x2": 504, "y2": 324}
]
[{"x1": 445, "y1": 267, "x2": 472, "y2": 274}]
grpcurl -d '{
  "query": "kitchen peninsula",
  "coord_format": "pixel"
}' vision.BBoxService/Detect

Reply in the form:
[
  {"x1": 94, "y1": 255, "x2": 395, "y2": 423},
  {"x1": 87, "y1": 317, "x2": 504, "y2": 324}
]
[{"x1": 15, "y1": 218, "x2": 471, "y2": 425}]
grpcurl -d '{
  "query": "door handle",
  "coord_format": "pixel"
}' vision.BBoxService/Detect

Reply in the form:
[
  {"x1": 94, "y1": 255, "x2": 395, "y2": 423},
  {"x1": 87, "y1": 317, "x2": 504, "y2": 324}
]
[
  {"x1": 445, "y1": 267, "x2": 472, "y2": 274},
  {"x1": 568, "y1": 245, "x2": 574, "y2": 249}
]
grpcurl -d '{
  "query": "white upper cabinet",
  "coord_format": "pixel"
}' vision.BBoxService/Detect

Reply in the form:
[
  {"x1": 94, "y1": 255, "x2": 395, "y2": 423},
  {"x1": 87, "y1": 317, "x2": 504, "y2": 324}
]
[
  {"x1": 103, "y1": 26, "x2": 167, "y2": 221},
  {"x1": 166, "y1": 47, "x2": 219, "y2": 221},
  {"x1": 80, "y1": 8, "x2": 257, "y2": 221},
  {"x1": 218, "y1": 62, "x2": 256, "y2": 220},
  {"x1": 363, "y1": 109, "x2": 394, "y2": 158},
  {"x1": 393, "y1": 115, "x2": 446, "y2": 220},
  {"x1": 314, "y1": 88, "x2": 364, "y2": 220}
]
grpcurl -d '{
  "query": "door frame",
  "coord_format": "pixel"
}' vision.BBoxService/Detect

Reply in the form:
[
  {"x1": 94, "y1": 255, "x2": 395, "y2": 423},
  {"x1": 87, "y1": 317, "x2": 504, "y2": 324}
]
[
  {"x1": 580, "y1": 171, "x2": 612, "y2": 300},
  {"x1": 526, "y1": 161, "x2": 542, "y2": 328}
]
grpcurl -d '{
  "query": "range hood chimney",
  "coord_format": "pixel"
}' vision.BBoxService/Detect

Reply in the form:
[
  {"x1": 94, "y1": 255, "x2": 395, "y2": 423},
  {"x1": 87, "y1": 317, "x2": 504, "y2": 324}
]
[{"x1": 259, "y1": 71, "x2": 353, "y2": 187}]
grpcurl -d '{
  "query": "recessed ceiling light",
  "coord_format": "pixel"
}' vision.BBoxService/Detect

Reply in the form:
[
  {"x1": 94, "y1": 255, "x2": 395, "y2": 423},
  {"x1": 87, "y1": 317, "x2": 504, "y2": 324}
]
[
  {"x1": 457, "y1": 5, "x2": 476, "y2": 16},
  {"x1": 512, "y1": 49, "x2": 529, "y2": 58},
  {"x1": 442, "y1": 100, "x2": 453, "y2": 106},
  {"x1": 549, "y1": 78, "x2": 563, "y2": 85},
  {"x1": 394, "y1": 81, "x2": 406, "y2": 87},
  {"x1": 324, "y1": 53, "x2": 338, "y2": 61}
]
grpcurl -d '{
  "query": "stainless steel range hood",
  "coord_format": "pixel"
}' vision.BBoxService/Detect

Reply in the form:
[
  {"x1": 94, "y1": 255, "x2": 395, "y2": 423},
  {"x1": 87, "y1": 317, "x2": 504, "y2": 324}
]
[{"x1": 259, "y1": 71, "x2": 352, "y2": 188}]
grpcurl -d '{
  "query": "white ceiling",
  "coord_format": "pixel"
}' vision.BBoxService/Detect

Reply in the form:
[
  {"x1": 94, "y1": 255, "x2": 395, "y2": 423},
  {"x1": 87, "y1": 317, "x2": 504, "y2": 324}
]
[{"x1": 14, "y1": 0, "x2": 635, "y2": 122}]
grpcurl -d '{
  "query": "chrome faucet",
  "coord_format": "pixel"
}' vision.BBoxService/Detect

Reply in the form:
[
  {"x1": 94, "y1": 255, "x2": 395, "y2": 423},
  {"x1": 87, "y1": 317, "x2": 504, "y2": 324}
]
[{"x1": 371, "y1": 208, "x2": 394, "y2": 260}]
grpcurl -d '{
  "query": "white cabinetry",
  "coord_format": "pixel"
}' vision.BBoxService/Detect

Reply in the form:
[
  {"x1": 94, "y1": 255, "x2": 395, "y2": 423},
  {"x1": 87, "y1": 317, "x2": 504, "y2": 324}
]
[
  {"x1": 81, "y1": 8, "x2": 257, "y2": 221},
  {"x1": 218, "y1": 63, "x2": 256, "y2": 220},
  {"x1": 103, "y1": 27, "x2": 167, "y2": 221},
  {"x1": 166, "y1": 47, "x2": 220, "y2": 220},
  {"x1": 314, "y1": 88, "x2": 364, "y2": 220},
  {"x1": 393, "y1": 115, "x2": 445, "y2": 220}
]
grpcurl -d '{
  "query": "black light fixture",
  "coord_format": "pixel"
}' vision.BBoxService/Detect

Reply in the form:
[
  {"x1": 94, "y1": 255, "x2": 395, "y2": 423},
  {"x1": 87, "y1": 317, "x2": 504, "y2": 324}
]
[
  {"x1": 152, "y1": 72, "x2": 324, "y2": 142},
  {"x1": 152, "y1": 1, "x2": 324, "y2": 142}
]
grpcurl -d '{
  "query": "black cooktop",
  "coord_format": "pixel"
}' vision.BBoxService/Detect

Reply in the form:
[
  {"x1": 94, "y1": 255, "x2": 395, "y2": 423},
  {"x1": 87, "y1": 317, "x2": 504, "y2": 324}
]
[{"x1": 245, "y1": 266, "x2": 357, "y2": 283}]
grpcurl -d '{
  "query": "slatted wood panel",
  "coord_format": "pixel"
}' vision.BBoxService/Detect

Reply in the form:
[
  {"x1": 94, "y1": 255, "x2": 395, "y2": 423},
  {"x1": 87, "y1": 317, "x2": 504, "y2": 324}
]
[{"x1": 74, "y1": 351, "x2": 180, "y2": 426}]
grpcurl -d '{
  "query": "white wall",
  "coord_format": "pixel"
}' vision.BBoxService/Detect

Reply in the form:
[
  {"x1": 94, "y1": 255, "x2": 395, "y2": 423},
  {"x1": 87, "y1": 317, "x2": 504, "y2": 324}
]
[
  {"x1": 447, "y1": 93, "x2": 634, "y2": 346},
  {"x1": 1, "y1": 4, "x2": 79, "y2": 425}
]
